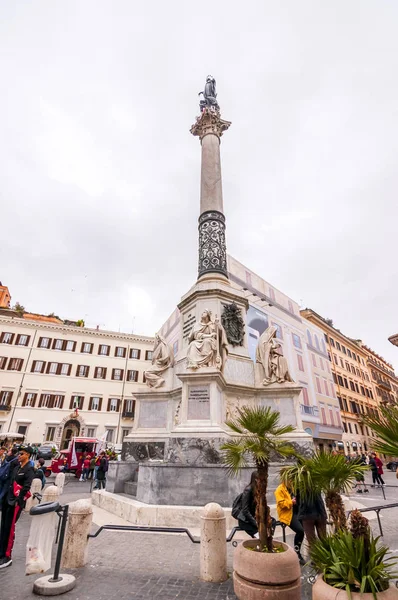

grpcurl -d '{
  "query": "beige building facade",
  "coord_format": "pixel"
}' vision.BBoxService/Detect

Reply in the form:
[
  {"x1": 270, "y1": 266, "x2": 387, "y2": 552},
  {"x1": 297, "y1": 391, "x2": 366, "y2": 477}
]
[
  {"x1": 0, "y1": 314, "x2": 153, "y2": 447},
  {"x1": 224, "y1": 258, "x2": 343, "y2": 450},
  {"x1": 301, "y1": 309, "x2": 393, "y2": 455}
]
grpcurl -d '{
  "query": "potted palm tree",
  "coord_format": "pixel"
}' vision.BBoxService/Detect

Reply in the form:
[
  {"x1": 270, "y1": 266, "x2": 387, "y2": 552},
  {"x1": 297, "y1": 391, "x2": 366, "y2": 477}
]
[
  {"x1": 282, "y1": 452, "x2": 398, "y2": 599},
  {"x1": 281, "y1": 452, "x2": 366, "y2": 531},
  {"x1": 221, "y1": 405, "x2": 301, "y2": 600}
]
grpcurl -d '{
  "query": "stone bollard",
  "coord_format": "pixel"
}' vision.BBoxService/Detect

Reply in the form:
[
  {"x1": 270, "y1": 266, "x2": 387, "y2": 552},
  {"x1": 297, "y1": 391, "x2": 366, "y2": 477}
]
[
  {"x1": 42, "y1": 485, "x2": 60, "y2": 504},
  {"x1": 25, "y1": 478, "x2": 43, "y2": 513},
  {"x1": 54, "y1": 472, "x2": 65, "y2": 494},
  {"x1": 61, "y1": 499, "x2": 93, "y2": 568},
  {"x1": 200, "y1": 502, "x2": 227, "y2": 583}
]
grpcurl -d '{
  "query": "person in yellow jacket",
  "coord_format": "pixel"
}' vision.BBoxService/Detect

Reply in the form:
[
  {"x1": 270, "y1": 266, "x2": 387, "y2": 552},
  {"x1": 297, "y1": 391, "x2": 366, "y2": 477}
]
[{"x1": 274, "y1": 481, "x2": 305, "y2": 564}]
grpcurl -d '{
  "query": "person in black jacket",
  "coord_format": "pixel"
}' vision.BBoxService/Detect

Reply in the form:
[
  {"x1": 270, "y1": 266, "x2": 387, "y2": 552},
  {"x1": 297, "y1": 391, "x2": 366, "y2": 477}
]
[
  {"x1": 297, "y1": 490, "x2": 327, "y2": 548},
  {"x1": 95, "y1": 451, "x2": 108, "y2": 490},
  {"x1": 237, "y1": 472, "x2": 259, "y2": 537},
  {"x1": 0, "y1": 445, "x2": 35, "y2": 568}
]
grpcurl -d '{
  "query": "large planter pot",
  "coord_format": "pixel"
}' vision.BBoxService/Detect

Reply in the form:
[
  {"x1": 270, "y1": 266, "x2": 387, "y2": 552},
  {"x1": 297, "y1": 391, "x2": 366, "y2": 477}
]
[
  {"x1": 313, "y1": 575, "x2": 398, "y2": 599},
  {"x1": 233, "y1": 539, "x2": 301, "y2": 600}
]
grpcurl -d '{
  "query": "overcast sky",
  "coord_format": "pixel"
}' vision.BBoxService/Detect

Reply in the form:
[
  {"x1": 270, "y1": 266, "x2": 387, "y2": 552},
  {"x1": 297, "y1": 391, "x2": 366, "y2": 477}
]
[{"x1": 1, "y1": 1, "x2": 397, "y2": 369}]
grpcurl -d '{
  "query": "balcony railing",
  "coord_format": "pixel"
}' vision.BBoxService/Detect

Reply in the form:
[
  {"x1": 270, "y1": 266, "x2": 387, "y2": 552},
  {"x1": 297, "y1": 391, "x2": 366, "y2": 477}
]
[
  {"x1": 122, "y1": 411, "x2": 135, "y2": 419},
  {"x1": 300, "y1": 404, "x2": 319, "y2": 417},
  {"x1": 0, "y1": 404, "x2": 11, "y2": 412},
  {"x1": 378, "y1": 378, "x2": 392, "y2": 391}
]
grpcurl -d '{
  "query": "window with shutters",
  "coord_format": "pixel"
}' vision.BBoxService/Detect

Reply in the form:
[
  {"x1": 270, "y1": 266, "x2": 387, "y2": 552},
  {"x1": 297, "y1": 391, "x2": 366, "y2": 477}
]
[
  {"x1": 60, "y1": 363, "x2": 71, "y2": 376},
  {"x1": 105, "y1": 428, "x2": 115, "y2": 443},
  {"x1": 297, "y1": 354, "x2": 304, "y2": 372},
  {"x1": 127, "y1": 370, "x2": 138, "y2": 382},
  {"x1": 39, "y1": 394, "x2": 52, "y2": 408},
  {"x1": 349, "y1": 381, "x2": 355, "y2": 392},
  {"x1": 112, "y1": 368, "x2": 123, "y2": 381},
  {"x1": 320, "y1": 404, "x2": 327, "y2": 424},
  {"x1": 123, "y1": 399, "x2": 135, "y2": 418},
  {"x1": 16, "y1": 334, "x2": 29, "y2": 346},
  {"x1": 65, "y1": 340, "x2": 75, "y2": 352},
  {"x1": 76, "y1": 365, "x2": 89, "y2": 377},
  {"x1": 23, "y1": 393, "x2": 37, "y2": 407},
  {"x1": 336, "y1": 341, "x2": 341, "y2": 351},
  {"x1": 81, "y1": 342, "x2": 93, "y2": 353},
  {"x1": 38, "y1": 337, "x2": 51, "y2": 349},
  {"x1": 347, "y1": 348, "x2": 352, "y2": 358},
  {"x1": 302, "y1": 387, "x2": 310, "y2": 406},
  {"x1": 324, "y1": 380, "x2": 330, "y2": 396},
  {"x1": 329, "y1": 408, "x2": 335, "y2": 425},
  {"x1": 108, "y1": 398, "x2": 119, "y2": 412},
  {"x1": 316, "y1": 377, "x2": 322, "y2": 393},
  {"x1": 48, "y1": 362, "x2": 58, "y2": 374},
  {"x1": 1, "y1": 332, "x2": 14, "y2": 344},
  {"x1": 90, "y1": 397, "x2": 101, "y2": 411},
  {"x1": 343, "y1": 378, "x2": 349, "y2": 389},
  {"x1": 0, "y1": 390, "x2": 13, "y2": 405},
  {"x1": 94, "y1": 367, "x2": 107, "y2": 379},
  {"x1": 87, "y1": 427, "x2": 96, "y2": 438},
  {"x1": 32, "y1": 360, "x2": 45, "y2": 373},
  {"x1": 53, "y1": 395, "x2": 64, "y2": 409},
  {"x1": 337, "y1": 375, "x2": 344, "y2": 386},
  {"x1": 53, "y1": 339, "x2": 64, "y2": 350},
  {"x1": 329, "y1": 337, "x2": 335, "y2": 347},
  {"x1": 46, "y1": 427, "x2": 56, "y2": 441},
  {"x1": 342, "y1": 345, "x2": 347, "y2": 354},
  {"x1": 145, "y1": 350, "x2": 153, "y2": 361},
  {"x1": 130, "y1": 348, "x2": 140, "y2": 359},
  {"x1": 98, "y1": 344, "x2": 110, "y2": 356},
  {"x1": 8, "y1": 358, "x2": 23, "y2": 371},
  {"x1": 311, "y1": 354, "x2": 316, "y2": 367},
  {"x1": 70, "y1": 395, "x2": 84, "y2": 410},
  {"x1": 0, "y1": 357, "x2": 6, "y2": 369},
  {"x1": 115, "y1": 346, "x2": 126, "y2": 358}
]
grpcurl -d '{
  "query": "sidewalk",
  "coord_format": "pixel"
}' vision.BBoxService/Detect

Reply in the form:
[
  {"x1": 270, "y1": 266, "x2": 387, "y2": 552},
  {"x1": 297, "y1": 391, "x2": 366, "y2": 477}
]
[{"x1": 1, "y1": 476, "x2": 398, "y2": 600}]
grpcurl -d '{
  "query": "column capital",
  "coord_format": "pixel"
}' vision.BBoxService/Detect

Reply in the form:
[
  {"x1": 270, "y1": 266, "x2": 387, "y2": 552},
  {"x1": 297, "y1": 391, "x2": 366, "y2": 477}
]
[{"x1": 190, "y1": 108, "x2": 231, "y2": 141}]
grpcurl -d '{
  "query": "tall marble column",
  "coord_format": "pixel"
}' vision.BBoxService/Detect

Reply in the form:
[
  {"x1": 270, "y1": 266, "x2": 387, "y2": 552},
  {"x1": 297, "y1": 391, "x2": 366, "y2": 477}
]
[{"x1": 191, "y1": 108, "x2": 231, "y2": 280}]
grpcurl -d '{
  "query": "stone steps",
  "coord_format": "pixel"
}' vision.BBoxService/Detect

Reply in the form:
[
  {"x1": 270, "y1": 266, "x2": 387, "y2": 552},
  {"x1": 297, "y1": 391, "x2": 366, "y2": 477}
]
[{"x1": 124, "y1": 481, "x2": 137, "y2": 496}]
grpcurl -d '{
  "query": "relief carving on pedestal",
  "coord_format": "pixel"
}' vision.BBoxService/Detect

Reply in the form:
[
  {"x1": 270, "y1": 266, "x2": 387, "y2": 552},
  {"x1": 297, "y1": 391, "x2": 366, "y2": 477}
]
[
  {"x1": 186, "y1": 309, "x2": 228, "y2": 371},
  {"x1": 145, "y1": 334, "x2": 174, "y2": 389},
  {"x1": 256, "y1": 326, "x2": 294, "y2": 386}
]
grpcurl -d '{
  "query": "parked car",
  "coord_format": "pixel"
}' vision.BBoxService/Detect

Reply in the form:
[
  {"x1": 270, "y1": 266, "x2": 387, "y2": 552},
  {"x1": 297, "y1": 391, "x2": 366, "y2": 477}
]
[
  {"x1": 386, "y1": 461, "x2": 398, "y2": 471},
  {"x1": 37, "y1": 443, "x2": 58, "y2": 460}
]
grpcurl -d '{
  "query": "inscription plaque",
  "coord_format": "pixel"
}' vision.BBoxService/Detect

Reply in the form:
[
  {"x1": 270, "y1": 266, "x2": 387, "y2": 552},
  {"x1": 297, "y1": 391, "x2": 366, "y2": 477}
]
[
  {"x1": 183, "y1": 310, "x2": 196, "y2": 343},
  {"x1": 187, "y1": 385, "x2": 210, "y2": 420},
  {"x1": 138, "y1": 401, "x2": 168, "y2": 428}
]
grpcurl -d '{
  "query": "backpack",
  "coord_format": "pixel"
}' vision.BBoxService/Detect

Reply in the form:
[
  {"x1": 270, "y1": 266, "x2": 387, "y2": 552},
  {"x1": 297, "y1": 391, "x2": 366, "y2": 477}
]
[{"x1": 231, "y1": 492, "x2": 243, "y2": 519}]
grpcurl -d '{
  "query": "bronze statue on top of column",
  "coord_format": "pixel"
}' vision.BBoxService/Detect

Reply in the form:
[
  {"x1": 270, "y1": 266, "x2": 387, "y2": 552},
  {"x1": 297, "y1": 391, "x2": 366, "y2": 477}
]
[{"x1": 198, "y1": 75, "x2": 220, "y2": 112}]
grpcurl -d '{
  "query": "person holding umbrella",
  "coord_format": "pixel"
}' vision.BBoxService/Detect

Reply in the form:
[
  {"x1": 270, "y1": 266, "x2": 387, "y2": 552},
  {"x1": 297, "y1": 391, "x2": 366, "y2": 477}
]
[{"x1": 0, "y1": 445, "x2": 35, "y2": 568}]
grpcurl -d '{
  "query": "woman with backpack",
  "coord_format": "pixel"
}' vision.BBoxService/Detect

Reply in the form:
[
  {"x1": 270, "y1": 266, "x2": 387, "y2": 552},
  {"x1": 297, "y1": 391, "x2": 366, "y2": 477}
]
[{"x1": 234, "y1": 472, "x2": 259, "y2": 537}]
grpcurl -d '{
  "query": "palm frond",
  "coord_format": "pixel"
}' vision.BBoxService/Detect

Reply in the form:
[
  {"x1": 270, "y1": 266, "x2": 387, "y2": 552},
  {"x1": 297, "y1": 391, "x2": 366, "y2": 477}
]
[{"x1": 362, "y1": 405, "x2": 398, "y2": 457}]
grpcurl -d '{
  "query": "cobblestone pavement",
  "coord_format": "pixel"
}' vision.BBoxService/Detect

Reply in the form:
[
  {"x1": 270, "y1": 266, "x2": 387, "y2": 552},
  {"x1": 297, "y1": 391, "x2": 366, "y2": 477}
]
[{"x1": 1, "y1": 472, "x2": 398, "y2": 600}]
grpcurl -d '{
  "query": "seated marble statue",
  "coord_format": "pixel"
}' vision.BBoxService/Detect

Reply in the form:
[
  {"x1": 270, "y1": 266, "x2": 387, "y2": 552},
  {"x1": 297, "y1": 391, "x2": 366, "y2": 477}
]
[
  {"x1": 186, "y1": 309, "x2": 228, "y2": 370},
  {"x1": 256, "y1": 326, "x2": 294, "y2": 386},
  {"x1": 145, "y1": 334, "x2": 174, "y2": 388}
]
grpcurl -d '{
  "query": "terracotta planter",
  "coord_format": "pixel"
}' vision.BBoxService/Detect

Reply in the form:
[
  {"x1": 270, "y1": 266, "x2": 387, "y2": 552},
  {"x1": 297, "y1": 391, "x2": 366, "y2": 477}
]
[
  {"x1": 233, "y1": 539, "x2": 301, "y2": 600},
  {"x1": 313, "y1": 575, "x2": 398, "y2": 599}
]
